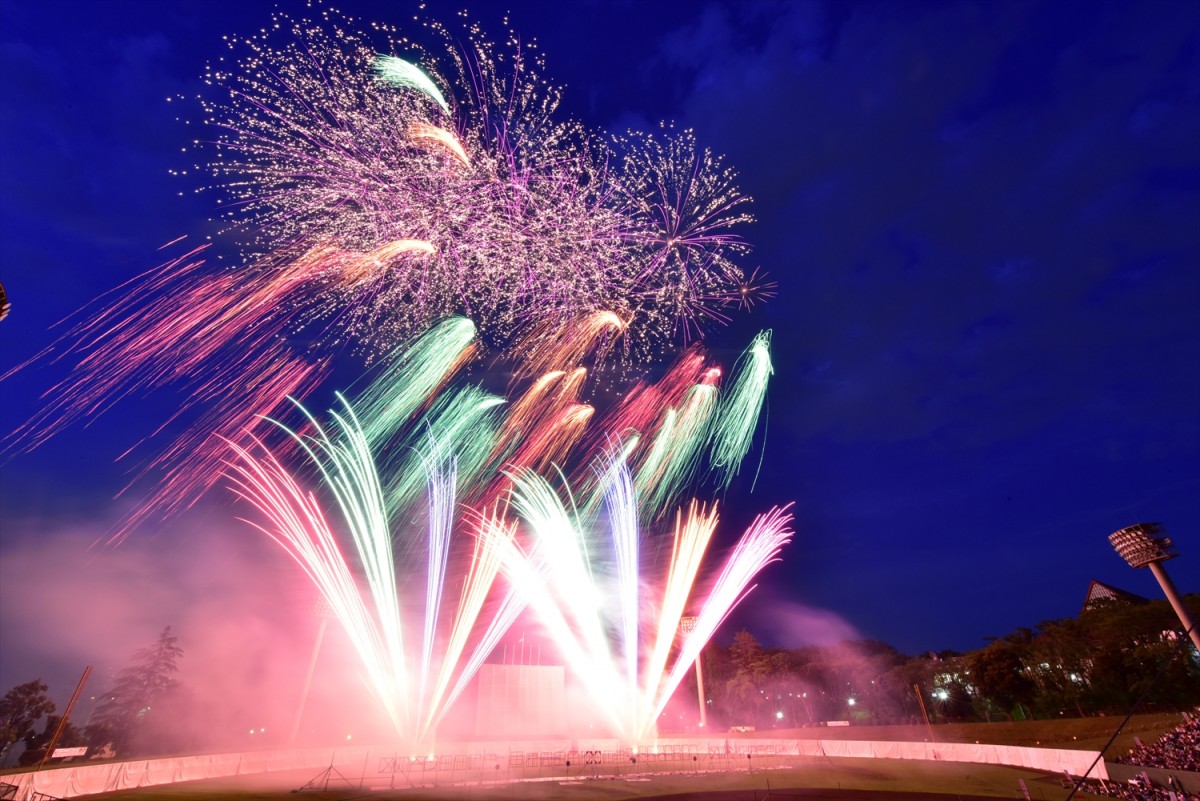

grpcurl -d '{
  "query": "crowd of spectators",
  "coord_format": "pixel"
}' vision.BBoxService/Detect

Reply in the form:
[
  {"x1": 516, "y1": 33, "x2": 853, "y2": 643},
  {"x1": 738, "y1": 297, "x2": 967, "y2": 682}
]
[
  {"x1": 1073, "y1": 775, "x2": 1196, "y2": 801},
  {"x1": 1117, "y1": 713, "x2": 1199, "y2": 772},
  {"x1": 1067, "y1": 712, "x2": 1200, "y2": 800}
]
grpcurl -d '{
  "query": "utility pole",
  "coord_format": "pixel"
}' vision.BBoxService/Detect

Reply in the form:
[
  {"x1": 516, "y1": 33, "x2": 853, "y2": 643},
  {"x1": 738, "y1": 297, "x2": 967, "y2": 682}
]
[{"x1": 38, "y1": 666, "x2": 92, "y2": 770}]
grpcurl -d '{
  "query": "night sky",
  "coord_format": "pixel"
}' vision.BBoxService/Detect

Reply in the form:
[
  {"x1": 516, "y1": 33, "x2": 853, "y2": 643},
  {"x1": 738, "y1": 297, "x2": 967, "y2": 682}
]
[{"x1": 2, "y1": 0, "x2": 1198, "y2": 704}]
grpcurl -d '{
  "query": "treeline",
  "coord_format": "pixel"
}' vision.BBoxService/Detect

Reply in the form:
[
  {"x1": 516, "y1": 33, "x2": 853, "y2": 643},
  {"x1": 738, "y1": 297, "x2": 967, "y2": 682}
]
[
  {"x1": 3, "y1": 597, "x2": 1197, "y2": 764},
  {"x1": 678, "y1": 595, "x2": 1200, "y2": 730},
  {"x1": 1, "y1": 627, "x2": 187, "y2": 765}
]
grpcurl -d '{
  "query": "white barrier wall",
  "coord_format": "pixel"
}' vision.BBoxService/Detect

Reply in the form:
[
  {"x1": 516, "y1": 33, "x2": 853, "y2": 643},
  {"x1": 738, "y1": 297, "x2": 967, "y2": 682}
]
[{"x1": 2, "y1": 737, "x2": 1107, "y2": 800}]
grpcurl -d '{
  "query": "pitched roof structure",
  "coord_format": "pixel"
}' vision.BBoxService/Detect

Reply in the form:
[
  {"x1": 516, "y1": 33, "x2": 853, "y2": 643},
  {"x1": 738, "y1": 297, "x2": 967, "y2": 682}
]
[{"x1": 1082, "y1": 579, "x2": 1149, "y2": 613}]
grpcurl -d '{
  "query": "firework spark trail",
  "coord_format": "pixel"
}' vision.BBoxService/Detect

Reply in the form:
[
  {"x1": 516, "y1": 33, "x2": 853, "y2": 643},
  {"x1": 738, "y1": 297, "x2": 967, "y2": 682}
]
[
  {"x1": 512, "y1": 312, "x2": 626, "y2": 383},
  {"x1": 639, "y1": 501, "x2": 720, "y2": 732},
  {"x1": 709, "y1": 330, "x2": 773, "y2": 486},
  {"x1": 638, "y1": 500, "x2": 792, "y2": 743},
  {"x1": 481, "y1": 514, "x2": 628, "y2": 734},
  {"x1": 1, "y1": 3, "x2": 793, "y2": 757},
  {"x1": 222, "y1": 433, "x2": 404, "y2": 733},
  {"x1": 476, "y1": 325, "x2": 771, "y2": 524},
  {"x1": 204, "y1": 13, "x2": 675, "y2": 351},
  {"x1": 210, "y1": 315, "x2": 781, "y2": 744},
  {"x1": 225, "y1": 394, "x2": 524, "y2": 747},
  {"x1": 355, "y1": 316, "x2": 477, "y2": 448},
  {"x1": 56, "y1": 24, "x2": 741, "y2": 351},
  {"x1": 493, "y1": 370, "x2": 567, "y2": 456},
  {"x1": 508, "y1": 468, "x2": 614, "y2": 665},
  {"x1": 490, "y1": 368, "x2": 588, "y2": 470},
  {"x1": 420, "y1": 508, "x2": 525, "y2": 737},
  {"x1": 409, "y1": 123, "x2": 471, "y2": 167},
  {"x1": 496, "y1": 455, "x2": 792, "y2": 745},
  {"x1": 110, "y1": 349, "x2": 326, "y2": 543},
  {"x1": 501, "y1": 402, "x2": 594, "y2": 479},
  {"x1": 602, "y1": 446, "x2": 641, "y2": 728},
  {"x1": 373, "y1": 54, "x2": 450, "y2": 114},
  {"x1": 651, "y1": 504, "x2": 793, "y2": 721},
  {"x1": 590, "y1": 346, "x2": 708, "y2": 449},
  {"x1": 498, "y1": 468, "x2": 628, "y2": 729},
  {"x1": 568, "y1": 348, "x2": 710, "y2": 508},
  {"x1": 635, "y1": 380, "x2": 720, "y2": 517},
  {"x1": 335, "y1": 239, "x2": 438, "y2": 287},
  {"x1": 417, "y1": 442, "x2": 454, "y2": 732},
  {"x1": 5, "y1": 2, "x2": 783, "y2": 751},
  {"x1": 292, "y1": 396, "x2": 409, "y2": 727},
  {"x1": 381, "y1": 385, "x2": 504, "y2": 516},
  {"x1": 3, "y1": 246, "x2": 215, "y2": 451},
  {"x1": 729, "y1": 266, "x2": 778, "y2": 311},
  {"x1": 2, "y1": 242, "x2": 336, "y2": 540},
  {"x1": 616, "y1": 126, "x2": 756, "y2": 343}
]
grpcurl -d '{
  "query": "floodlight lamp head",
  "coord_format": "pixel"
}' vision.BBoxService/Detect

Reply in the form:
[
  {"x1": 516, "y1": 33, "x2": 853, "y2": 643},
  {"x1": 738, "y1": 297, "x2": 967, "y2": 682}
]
[{"x1": 1109, "y1": 522, "x2": 1177, "y2": 568}]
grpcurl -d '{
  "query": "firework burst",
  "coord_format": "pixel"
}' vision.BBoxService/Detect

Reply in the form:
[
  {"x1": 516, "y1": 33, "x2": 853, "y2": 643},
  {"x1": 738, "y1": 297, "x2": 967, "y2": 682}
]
[
  {"x1": 197, "y1": 9, "x2": 759, "y2": 356},
  {"x1": 4, "y1": 9, "x2": 772, "y2": 537},
  {"x1": 3, "y1": 6, "x2": 792, "y2": 748}
]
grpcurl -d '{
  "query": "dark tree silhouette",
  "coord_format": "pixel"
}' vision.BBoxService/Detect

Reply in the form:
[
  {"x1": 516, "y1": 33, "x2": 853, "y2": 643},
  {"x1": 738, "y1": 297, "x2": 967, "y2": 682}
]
[
  {"x1": 0, "y1": 680, "x2": 55, "y2": 762},
  {"x1": 88, "y1": 627, "x2": 183, "y2": 756},
  {"x1": 18, "y1": 714, "x2": 87, "y2": 766}
]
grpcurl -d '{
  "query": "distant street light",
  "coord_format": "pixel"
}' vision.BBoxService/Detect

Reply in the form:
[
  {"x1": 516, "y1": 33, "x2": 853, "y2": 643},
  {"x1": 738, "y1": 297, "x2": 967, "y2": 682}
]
[{"x1": 1108, "y1": 523, "x2": 1200, "y2": 653}]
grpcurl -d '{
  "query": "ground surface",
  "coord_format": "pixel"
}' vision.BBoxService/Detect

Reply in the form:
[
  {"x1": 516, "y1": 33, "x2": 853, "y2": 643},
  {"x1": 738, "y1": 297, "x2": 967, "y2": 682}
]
[{"x1": 10, "y1": 713, "x2": 1189, "y2": 800}]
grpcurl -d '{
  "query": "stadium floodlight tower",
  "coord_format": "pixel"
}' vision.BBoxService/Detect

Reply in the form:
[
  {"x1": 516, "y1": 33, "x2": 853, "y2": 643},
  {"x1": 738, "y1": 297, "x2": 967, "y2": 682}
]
[
  {"x1": 1108, "y1": 522, "x2": 1200, "y2": 653},
  {"x1": 679, "y1": 615, "x2": 707, "y2": 728}
]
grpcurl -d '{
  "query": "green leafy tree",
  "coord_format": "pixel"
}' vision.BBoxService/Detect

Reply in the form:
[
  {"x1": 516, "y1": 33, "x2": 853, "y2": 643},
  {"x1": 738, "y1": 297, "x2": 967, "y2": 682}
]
[
  {"x1": 724, "y1": 630, "x2": 772, "y2": 725},
  {"x1": 1027, "y1": 616, "x2": 1093, "y2": 717},
  {"x1": 967, "y1": 630, "x2": 1038, "y2": 720},
  {"x1": 0, "y1": 680, "x2": 55, "y2": 762},
  {"x1": 89, "y1": 627, "x2": 184, "y2": 756},
  {"x1": 716, "y1": 630, "x2": 795, "y2": 727},
  {"x1": 1075, "y1": 597, "x2": 1200, "y2": 713},
  {"x1": 728, "y1": 630, "x2": 770, "y2": 676}
]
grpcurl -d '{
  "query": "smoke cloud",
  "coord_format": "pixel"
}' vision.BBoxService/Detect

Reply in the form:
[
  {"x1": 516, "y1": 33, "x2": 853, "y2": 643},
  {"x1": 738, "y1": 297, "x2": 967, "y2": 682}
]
[{"x1": 0, "y1": 505, "x2": 392, "y2": 757}]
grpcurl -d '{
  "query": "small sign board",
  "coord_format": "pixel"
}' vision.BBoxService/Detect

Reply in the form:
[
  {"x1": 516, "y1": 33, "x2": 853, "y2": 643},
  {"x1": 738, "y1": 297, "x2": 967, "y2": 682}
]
[{"x1": 52, "y1": 746, "x2": 88, "y2": 758}]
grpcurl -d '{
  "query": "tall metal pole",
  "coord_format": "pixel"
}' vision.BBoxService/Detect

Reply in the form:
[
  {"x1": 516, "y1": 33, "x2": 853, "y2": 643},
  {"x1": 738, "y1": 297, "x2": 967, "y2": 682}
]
[
  {"x1": 679, "y1": 616, "x2": 707, "y2": 729},
  {"x1": 290, "y1": 614, "x2": 329, "y2": 745},
  {"x1": 1109, "y1": 523, "x2": 1200, "y2": 653},
  {"x1": 1146, "y1": 561, "x2": 1200, "y2": 652},
  {"x1": 913, "y1": 683, "x2": 935, "y2": 742},
  {"x1": 38, "y1": 666, "x2": 92, "y2": 770}
]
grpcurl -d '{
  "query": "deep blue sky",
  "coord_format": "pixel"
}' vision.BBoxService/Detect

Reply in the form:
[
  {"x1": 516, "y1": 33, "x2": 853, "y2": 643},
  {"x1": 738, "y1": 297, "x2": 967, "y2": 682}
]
[{"x1": 2, "y1": 0, "x2": 1198, "y2": 698}]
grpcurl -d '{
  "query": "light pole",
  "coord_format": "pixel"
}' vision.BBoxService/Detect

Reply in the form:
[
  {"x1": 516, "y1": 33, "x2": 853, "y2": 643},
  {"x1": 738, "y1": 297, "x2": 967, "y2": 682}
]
[
  {"x1": 679, "y1": 616, "x2": 707, "y2": 729},
  {"x1": 1108, "y1": 522, "x2": 1200, "y2": 653},
  {"x1": 290, "y1": 599, "x2": 334, "y2": 745}
]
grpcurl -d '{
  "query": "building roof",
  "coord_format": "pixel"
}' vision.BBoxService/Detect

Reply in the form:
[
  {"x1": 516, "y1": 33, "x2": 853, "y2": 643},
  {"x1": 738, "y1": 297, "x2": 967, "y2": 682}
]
[{"x1": 1082, "y1": 579, "x2": 1149, "y2": 613}]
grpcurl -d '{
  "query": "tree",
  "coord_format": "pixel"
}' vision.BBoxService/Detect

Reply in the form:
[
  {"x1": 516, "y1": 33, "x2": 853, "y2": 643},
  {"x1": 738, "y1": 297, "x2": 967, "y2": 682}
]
[
  {"x1": 1076, "y1": 597, "x2": 1200, "y2": 713},
  {"x1": 967, "y1": 630, "x2": 1037, "y2": 720},
  {"x1": 18, "y1": 714, "x2": 87, "y2": 766},
  {"x1": 720, "y1": 630, "x2": 795, "y2": 727},
  {"x1": 89, "y1": 627, "x2": 184, "y2": 756},
  {"x1": 0, "y1": 680, "x2": 55, "y2": 762}
]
